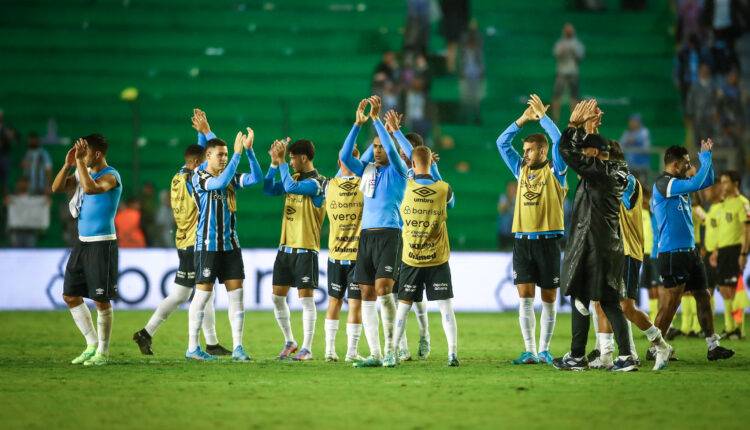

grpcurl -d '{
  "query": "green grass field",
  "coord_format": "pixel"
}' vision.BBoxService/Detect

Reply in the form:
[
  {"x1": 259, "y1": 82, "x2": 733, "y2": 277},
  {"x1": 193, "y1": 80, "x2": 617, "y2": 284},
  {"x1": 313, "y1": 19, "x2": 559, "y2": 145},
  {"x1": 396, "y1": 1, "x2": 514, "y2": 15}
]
[{"x1": 1, "y1": 310, "x2": 748, "y2": 429}]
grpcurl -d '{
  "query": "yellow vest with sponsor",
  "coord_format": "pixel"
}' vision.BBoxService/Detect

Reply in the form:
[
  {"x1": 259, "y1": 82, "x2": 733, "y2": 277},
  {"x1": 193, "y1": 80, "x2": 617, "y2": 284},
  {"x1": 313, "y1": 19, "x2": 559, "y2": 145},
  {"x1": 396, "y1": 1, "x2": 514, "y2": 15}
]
[
  {"x1": 715, "y1": 194, "x2": 750, "y2": 249},
  {"x1": 619, "y1": 180, "x2": 644, "y2": 261},
  {"x1": 400, "y1": 179, "x2": 450, "y2": 267},
  {"x1": 704, "y1": 202, "x2": 721, "y2": 252},
  {"x1": 278, "y1": 172, "x2": 326, "y2": 251},
  {"x1": 641, "y1": 208, "x2": 653, "y2": 256},
  {"x1": 512, "y1": 162, "x2": 565, "y2": 233},
  {"x1": 171, "y1": 167, "x2": 197, "y2": 249},
  {"x1": 326, "y1": 176, "x2": 363, "y2": 261}
]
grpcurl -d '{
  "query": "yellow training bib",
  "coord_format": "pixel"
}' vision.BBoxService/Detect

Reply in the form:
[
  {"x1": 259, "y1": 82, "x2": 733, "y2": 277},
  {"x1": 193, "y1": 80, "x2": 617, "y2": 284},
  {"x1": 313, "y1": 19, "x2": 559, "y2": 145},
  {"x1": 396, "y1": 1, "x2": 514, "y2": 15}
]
[
  {"x1": 171, "y1": 167, "x2": 197, "y2": 249},
  {"x1": 400, "y1": 179, "x2": 451, "y2": 267},
  {"x1": 278, "y1": 172, "x2": 326, "y2": 251},
  {"x1": 512, "y1": 162, "x2": 565, "y2": 234},
  {"x1": 326, "y1": 176, "x2": 363, "y2": 261},
  {"x1": 619, "y1": 179, "x2": 644, "y2": 261}
]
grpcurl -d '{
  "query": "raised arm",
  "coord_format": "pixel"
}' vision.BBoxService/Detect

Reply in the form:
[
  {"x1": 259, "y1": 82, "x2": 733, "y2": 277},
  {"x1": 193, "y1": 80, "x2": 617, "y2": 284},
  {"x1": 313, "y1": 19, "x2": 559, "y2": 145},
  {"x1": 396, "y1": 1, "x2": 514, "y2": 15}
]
[
  {"x1": 51, "y1": 146, "x2": 77, "y2": 194},
  {"x1": 370, "y1": 96, "x2": 407, "y2": 176},
  {"x1": 198, "y1": 131, "x2": 248, "y2": 191},
  {"x1": 360, "y1": 143, "x2": 374, "y2": 164},
  {"x1": 340, "y1": 124, "x2": 365, "y2": 176},
  {"x1": 73, "y1": 139, "x2": 117, "y2": 194},
  {"x1": 233, "y1": 129, "x2": 263, "y2": 187},
  {"x1": 192, "y1": 108, "x2": 214, "y2": 148},
  {"x1": 529, "y1": 94, "x2": 566, "y2": 182},
  {"x1": 496, "y1": 122, "x2": 523, "y2": 179},
  {"x1": 659, "y1": 142, "x2": 714, "y2": 197},
  {"x1": 278, "y1": 163, "x2": 323, "y2": 196},
  {"x1": 263, "y1": 164, "x2": 284, "y2": 196}
]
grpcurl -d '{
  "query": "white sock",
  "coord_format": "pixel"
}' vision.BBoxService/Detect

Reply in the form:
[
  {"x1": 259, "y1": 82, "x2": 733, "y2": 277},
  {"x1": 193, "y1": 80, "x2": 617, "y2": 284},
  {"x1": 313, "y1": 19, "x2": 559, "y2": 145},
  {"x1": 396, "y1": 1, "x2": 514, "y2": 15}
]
[
  {"x1": 437, "y1": 299, "x2": 458, "y2": 356},
  {"x1": 346, "y1": 323, "x2": 362, "y2": 358},
  {"x1": 518, "y1": 298, "x2": 537, "y2": 354},
  {"x1": 145, "y1": 284, "x2": 192, "y2": 337},
  {"x1": 325, "y1": 318, "x2": 339, "y2": 356},
  {"x1": 539, "y1": 300, "x2": 556, "y2": 353},
  {"x1": 228, "y1": 289, "x2": 244, "y2": 349},
  {"x1": 598, "y1": 332, "x2": 614, "y2": 356},
  {"x1": 644, "y1": 324, "x2": 666, "y2": 347},
  {"x1": 626, "y1": 320, "x2": 637, "y2": 358},
  {"x1": 96, "y1": 308, "x2": 113, "y2": 355},
  {"x1": 395, "y1": 293, "x2": 409, "y2": 351},
  {"x1": 378, "y1": 294, "x2": 397, "y2": 355},
  {"x1": 415, "y1": 297, "x2": 430, "y2": 339},
  {"x1": 201, "y1": 291, "x2": 219, "y2": 345},
  {"x1": 300, "y1": 296, "x2": 316, "y2": 352},
  {"x1": 591, "y1": 308, "x2": 600, "y2": 350},
  {"x1": 394, "y1": 302, "x2": 412, "y2": 354},
  {"x1": 69, "y1": 303, "x2": 98, "y2": 346},
  {"x1": 188, "y1": 289, "x2": 212, "y2": 352},
  {"x1": 272, "y1": 294, "x2": 295, "y2": 343},
  {"x1": 361, "y1": 300, "x2": 382, "y2": 360},
  {"x1": 706, "y1": 333, "x2": 721, "y2": 351}
]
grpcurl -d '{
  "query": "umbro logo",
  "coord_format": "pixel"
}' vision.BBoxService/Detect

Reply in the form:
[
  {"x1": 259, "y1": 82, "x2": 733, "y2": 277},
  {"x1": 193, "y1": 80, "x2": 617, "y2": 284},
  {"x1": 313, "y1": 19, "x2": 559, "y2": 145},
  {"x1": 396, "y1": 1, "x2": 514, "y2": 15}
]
[
  {"x1": 95, "y1": 288, "x2": 104, "y2": 296},
  {"x1": 412, "y1": 187, "x2": 437, "y2": 197},
  {"x1": 338, "y1": 181, "x2": 358, "y2": 192},
  {"x1": 385, "y1": 266, "x2": 393, "y2": 272},
  {"x1": 285, "y1": 206, "x2": 297, "y2": 215},
  {"x1": 553, "y1": 277, "x2": 560, "y2": 284},
  {"x1": 523, "y1": 191, "x2": 541, "y2": 201},
  {"x1": 302, "y1": 276, "x2": 310, "y2": 283}
]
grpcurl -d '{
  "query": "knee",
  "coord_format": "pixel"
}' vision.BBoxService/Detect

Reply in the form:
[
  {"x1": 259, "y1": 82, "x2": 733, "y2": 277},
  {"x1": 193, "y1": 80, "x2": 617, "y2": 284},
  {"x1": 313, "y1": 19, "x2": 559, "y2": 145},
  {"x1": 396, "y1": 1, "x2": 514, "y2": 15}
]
[
  {"x1": 94, "y1": 300, "x2": 111, "y2": 310},
  {"x1": 62, "y1": 295, "x2": 82, "y2": 307}
]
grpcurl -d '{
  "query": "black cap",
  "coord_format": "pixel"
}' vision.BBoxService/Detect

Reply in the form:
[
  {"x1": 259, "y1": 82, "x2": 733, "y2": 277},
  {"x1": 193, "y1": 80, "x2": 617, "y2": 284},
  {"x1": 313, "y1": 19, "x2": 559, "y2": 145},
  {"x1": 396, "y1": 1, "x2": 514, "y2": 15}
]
[{"x1": 579, "y1": 133, "x2": 610, "y2": 152}]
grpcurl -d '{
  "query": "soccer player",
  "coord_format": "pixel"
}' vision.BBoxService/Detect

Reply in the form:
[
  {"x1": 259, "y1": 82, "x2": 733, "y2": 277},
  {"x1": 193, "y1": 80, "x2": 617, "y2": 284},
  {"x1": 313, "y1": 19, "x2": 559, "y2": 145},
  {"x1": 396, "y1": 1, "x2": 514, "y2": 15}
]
[
  {"x1": 709, "y1": 171, "x2": 750, "y2": 338},
  {"x1": 393, "y1": 145, "x2": 459, "y2": 366},
  {"x1": 553, "y1": 100, "x2": 636, "y2": 372},
  {"x1": 185, "y1": 129, "x2": 262, "y2": 362},
  {"x1": 589, "y1": 143, "x2": 671, "y2": 371},
  {"x1": 51, "y1": 135, "x2": 122, "y2": 366},
  {"x1": 133, "y1": 109, "x2": 231, "y2": 356},
  {"x1": 496, "y1": 94, "x2": 566, "y2": 365},
  {"x1": 340, "y1": 96, "x2": 409, "y2": 368},
  {"x1": 651, "y1": 141, "x2": 734, "y2": 361},
  {"x1": 264, "y1": 138, "x2": 327, "y2": 361}
]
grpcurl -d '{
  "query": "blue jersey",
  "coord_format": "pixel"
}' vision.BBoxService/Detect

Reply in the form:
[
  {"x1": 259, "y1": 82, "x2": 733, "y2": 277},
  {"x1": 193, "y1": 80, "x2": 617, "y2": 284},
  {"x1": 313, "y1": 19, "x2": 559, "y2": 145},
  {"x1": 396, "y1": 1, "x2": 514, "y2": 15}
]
[
  {"x1": 192, "y1": 150, "x2": 263, "y2": 251},
  {"x1": 340, "y1": 120, "x2": 409, "y2": 230},
  {"x1": 651, "y1": 151, "x2": 714, "y2": 254},
  {"x1": 78, "y1": 166, "x2": 122, "y2": 241}
]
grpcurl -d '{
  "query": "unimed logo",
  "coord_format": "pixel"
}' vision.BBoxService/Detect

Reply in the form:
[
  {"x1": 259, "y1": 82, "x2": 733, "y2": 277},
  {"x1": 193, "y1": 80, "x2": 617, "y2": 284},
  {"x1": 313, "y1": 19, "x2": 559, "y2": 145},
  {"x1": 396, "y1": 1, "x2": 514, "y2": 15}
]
[
  {"x1": 338, "y1": 181, "x2": 358, "y2": 192},
  {"x1": 412, "y1": 187, "x2": 437, "y2": 198}
]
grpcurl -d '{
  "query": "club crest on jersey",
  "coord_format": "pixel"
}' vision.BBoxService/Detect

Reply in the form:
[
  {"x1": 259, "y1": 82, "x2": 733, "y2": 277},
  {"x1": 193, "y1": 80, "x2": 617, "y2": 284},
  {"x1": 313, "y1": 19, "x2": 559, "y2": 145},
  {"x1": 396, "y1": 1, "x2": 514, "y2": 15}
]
[
  {"x1": 203, "y1": 268, "x2": 211, "y2": 278},
  {"x1": 527, "y1": 173, "x2": 537, "y2": 181}
]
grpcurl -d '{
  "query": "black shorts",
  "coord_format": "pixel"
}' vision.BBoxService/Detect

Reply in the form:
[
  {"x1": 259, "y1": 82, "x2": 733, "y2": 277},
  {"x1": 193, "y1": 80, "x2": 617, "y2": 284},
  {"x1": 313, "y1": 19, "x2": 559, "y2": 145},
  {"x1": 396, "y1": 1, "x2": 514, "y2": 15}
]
[
  {"x1": 175, "y1": 247, "x2": 196, "y2": 287},
  {"x1": 717, "y1": 245, "x2": 742, "y2": 286},
  {"x1": 657, "y1": 249, "x2": 707, "y2": 292},
  {"x1": 397, "y1": 262, "x2": 453, "y2": 302},
  {"x1": 327, "y1": 259, "x2": 360, "y2": 300},
  {"x1": 512, "y1": 237, "x2": 562, "y2": 289},
  {"x1": 272, "y1": 249, "x2": 318, "y2": 289},
  {"x1": 63, "y1": 240, "x2": 119, "y2": 301},
  {"x1": 639, "y1": 255, "x2": 659, "y2": 289},
  {"x1": 194, "y1": 248, "x2": 245, "y2": 284},
  {"x1": 622, "y1": 256, "x2": 642, "y2": 300},
  {"x1": 353, "y1": 228, "x2": 401, "y2": 285}
]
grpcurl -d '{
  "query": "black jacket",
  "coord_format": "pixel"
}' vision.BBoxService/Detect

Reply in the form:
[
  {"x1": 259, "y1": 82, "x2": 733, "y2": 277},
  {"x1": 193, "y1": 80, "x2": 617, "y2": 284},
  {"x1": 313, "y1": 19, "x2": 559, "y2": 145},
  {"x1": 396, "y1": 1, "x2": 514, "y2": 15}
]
[{"x1": 559, "y1": 127, "x2": 629, "y2": 302}]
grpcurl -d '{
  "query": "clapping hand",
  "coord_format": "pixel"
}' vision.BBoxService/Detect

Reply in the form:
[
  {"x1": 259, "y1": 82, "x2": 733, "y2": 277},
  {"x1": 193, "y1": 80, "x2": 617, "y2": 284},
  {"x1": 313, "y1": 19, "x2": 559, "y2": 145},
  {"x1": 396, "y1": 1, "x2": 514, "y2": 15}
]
[
  {"x1": 355, "y1": 99, "x2": 369, "y2": 126},
  {"x1": 192, "y1": 108, "x2": 211, "y2": 134},
  {"x1": 384, "y1": 109, "x2": 403, "y2": 133},
  {"x1": 528, "y1": 94, "x2": 549, "y2": 120},
  {"x1": 700, "y1": 138, "x2": 714, "y2": 153},
  {"x1": 74, "y1": 138, "x2": 87, "y2": 161},
  {"x1": 368, "y1": 95, "x2": 382, "y2": 120}
]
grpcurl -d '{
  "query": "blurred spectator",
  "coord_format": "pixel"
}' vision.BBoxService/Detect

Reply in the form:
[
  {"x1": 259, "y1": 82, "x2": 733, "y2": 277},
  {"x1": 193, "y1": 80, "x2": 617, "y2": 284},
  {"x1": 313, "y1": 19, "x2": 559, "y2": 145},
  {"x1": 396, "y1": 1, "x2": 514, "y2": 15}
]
[
  {"x1": 139, "y1": 181, "x2": 157, "y2": 245},
  {"x1": 496, "y1": 181, "x2": 516, "y2": 250},
  {"x1": 0, "y1": 110, "x2": 18, "y2": 195},
  {"x1": 115, "y1": 197, "x2": 147, "y2": 248},
  {"x1": 676, "y1": 0, "x2": 706, "y2": 44},
  {"x1": 405, "y1": 77, "x2": 433, "y2": 143},
  {"x1": 21, "y1": 132, "x2": 52, "y2": 195},
  {"x1": 686, "y1": 63, "x2": 719, "y2": 145},
  {"x1": 5, "y1": 177, "x2": 50, "y2": 247},
  {"x1": 619, "y1": 113, "x2": 652, "y2": 176},
  {"x1": 716, "y1": 68, "x2": 745, "y2": 148},
  {"x1": 154, "y1": 190, "x2": 175, "y2": 247},
  {"x1": 459, "y1": 20, "x2": 485, "y2": 124},
  {"x1": 675, "y1": 34, "x2": 713, "y2": 107},
  {"x1": 381, "y1": 79, "x2": 401, "y2": 113},
  {"x1": 404, "y1": 0, "x2": 431, "y2": 55},
  {"x1": 440, "y1": 0, "x2": 470, "y2": 73},
  {"x1": 374, "y1": 51, "x2": 400, "y2": 83},
  {"x1": 551, "y1": 23, "x2": 585, "y2": 121},
  {"x1": 701, "y1": 0, "x2": 744, "y2": 74}
]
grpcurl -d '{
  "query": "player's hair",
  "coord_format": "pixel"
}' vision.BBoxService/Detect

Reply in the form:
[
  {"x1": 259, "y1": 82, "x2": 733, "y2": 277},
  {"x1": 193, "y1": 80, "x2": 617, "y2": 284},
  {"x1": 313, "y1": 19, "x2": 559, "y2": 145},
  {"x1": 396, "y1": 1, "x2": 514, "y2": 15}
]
[
  {"x1": 84, "y1": 133, "x2": 108, "y2": 155},
  {"x1": 608, "y1": 140, "x2": 625, "y2": 162},
  {"x1": 664, "y1": 145, "x2": 688, "y2": 165},
  {"x1": 405, "y1": 132, "x2": 424, "y2": 148},
  {"x1": 184, "y1": 144, "x2": 205, "y2": 159},
  {"x1": 523, "y1": 133, "x2": 548, "y2": 148},
  {"x1": 720, "y1": 170, "x2": 741, "y2": 185},
  {"x1": 206, "y1": 138, "x2": 227, "y2": 149},
  {"x1": 412, "y1": 145, "x2": 432, "y2": 167},
  {"x1": 288, "y1": 139, "x2": 315, "y2": 161}
]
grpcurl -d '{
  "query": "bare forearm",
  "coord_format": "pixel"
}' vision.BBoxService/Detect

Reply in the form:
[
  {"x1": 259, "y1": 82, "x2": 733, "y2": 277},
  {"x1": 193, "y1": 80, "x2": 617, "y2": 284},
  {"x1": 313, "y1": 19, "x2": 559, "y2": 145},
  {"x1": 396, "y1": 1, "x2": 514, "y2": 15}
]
[
  {"x1": 76, "y1": 160, "x2": 97, "y2": 193},
  {"x1": 51, "y1": 164, "x2": 72, "y2": 193}
]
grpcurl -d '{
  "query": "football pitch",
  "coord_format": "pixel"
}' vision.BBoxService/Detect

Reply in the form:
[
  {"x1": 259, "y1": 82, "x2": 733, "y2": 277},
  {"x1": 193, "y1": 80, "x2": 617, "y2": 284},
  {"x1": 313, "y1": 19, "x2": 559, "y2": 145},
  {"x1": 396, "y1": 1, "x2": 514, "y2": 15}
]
[{"x1": 1, "y1": 310, "x2": 748, "y2": 429}]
